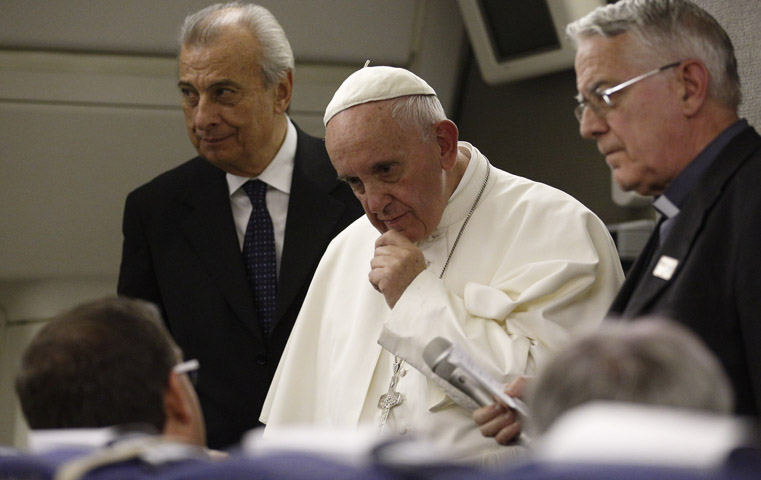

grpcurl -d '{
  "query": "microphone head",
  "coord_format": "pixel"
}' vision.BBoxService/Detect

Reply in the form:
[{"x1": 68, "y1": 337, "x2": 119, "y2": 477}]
[{"x1": 423, "y1": 337, "x2": 454, "y2": 376}]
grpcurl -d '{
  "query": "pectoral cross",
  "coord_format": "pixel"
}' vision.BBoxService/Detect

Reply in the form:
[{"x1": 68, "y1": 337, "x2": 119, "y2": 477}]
[{"x1": 377, "y1": 355, "x2": 404, "y2": 433}]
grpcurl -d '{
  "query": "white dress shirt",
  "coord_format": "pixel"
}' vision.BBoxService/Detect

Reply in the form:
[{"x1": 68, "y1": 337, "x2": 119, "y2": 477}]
[{"x1": 227, "y1": 119, "x2": 297, "y2": 278}]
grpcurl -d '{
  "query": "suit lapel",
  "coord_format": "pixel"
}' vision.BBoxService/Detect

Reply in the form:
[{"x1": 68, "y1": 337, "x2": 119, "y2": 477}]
[
  {"x1": 609, "y1": 225, "x2": 661, "y2": 316},
  {"x1": 616, "y1": 127, "x2": 761, "y2": 317},
  {"x1": 621, "y1": 209, "x2": 700, "y2": 315},
  {"x1": 275, "y1": 128, "x2": 347, "y2": 325},
  {"x1": 180, "y1": 163, "x2": 263, "y2": 341}
]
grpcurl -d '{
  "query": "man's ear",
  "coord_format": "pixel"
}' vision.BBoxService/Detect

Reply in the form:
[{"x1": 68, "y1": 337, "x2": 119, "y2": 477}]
[
  {"x1": 163, "y1": 372, "x2": 191, "y2": 433},
  {"x1": 435, "y1": 119, "x2": 459, "y2": 171},
  {"x1": 677, "y1": 59, "x2": 709, "y2": 117},
  {"x1": 273, "y1": 70, "x2": 294, "y2": 114}
]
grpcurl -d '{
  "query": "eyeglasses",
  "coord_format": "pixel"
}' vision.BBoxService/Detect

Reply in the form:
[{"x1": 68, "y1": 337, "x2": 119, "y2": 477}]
[
  {"x1": 574, "y1": 61, "x2": 681, "y2": 122},
  {"x1": 173, "y1": 358, "x2": 200, "y2": 385}
]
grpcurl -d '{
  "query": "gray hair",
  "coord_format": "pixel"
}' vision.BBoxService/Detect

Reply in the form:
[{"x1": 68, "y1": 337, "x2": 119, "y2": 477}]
[
  {"x1": 179, "y1": 2, "x2": 294, "y2": 87},
  {"x1": 527, "y1": 317, "x2": 734, "y2": 435},
  {"x1": 390, "y1": 95, "x2": 447, "y2": 142},
  {"x1": 566, "y1": 0, "x2": 741, "y2": 109}
]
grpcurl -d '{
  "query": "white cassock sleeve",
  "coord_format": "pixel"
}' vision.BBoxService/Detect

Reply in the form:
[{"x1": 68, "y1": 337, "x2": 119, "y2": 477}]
[
  {"x1": 379, "y1": 189, "x2": 624, "y2": 411},
  {"x1": 262, "y1": 152, "x2": 624, "y2": 440}
]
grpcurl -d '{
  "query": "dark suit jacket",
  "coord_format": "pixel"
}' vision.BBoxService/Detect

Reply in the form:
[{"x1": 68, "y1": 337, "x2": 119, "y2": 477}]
[
  {"x1": 609, "y1": 125, "x2": 761, "y2": 416},
  {"x1": 117, "y1": 125, "x2": 363, "y2": 448}
]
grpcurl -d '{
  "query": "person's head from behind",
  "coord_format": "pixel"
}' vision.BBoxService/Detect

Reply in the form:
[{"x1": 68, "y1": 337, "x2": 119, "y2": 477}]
[
  {"x1": 566, "y1": 0, "x2": 740, "y2": 196},
  {"x1": 527, "y1": 317, "x2": 733, "y2": 435},
  {"x1": 177, "y1": 2, "x2": 295, "y2": 177},
  {"x1": 15, "y1": 297, "x2": 206, "y2": 447},
  {"x1": 324, "y1": 66, "x2": 461, "y2": 243}
]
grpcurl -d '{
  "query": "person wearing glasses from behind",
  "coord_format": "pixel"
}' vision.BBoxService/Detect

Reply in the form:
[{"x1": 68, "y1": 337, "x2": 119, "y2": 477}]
[
  {"x1": 475, "y1": 0, "x2": 761, "y2": 446},
  {"x1": 14, "y1": 297, "x2": 225, "y2": 462}
]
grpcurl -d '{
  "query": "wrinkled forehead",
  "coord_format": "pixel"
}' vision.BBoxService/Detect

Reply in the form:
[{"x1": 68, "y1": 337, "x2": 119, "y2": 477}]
[
  {"x1": 325, "y1": 101, "x2": 413, "y2": 173},
  {"x1": 326, "y1": 100, "x2": 398, "y2": 144}
]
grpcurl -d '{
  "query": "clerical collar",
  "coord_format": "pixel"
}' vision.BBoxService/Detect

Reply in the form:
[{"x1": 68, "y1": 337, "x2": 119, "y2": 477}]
[
  {"x1": 656, "y1": 119, "x2": 748, "y2": 214},
  {"x1": 435, "y1": 143, "x2": 490, "y2": 233},
  {"x1": 448, "y1": 144, "x2": 477, "y2": 201},
  {"x1": 652, "y1": 195, "x2": 679, "y2": 220}
]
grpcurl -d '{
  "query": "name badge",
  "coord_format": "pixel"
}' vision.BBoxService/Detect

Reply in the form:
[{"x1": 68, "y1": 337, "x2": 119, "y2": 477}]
[{"x1": 653, "y1": 255, "x2": 678, "y2": 281}]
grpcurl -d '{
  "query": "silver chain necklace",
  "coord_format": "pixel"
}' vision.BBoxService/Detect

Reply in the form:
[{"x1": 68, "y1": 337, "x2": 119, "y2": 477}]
[{"x1": 377, "y1": 160, "x2": 491, "y2": 433}]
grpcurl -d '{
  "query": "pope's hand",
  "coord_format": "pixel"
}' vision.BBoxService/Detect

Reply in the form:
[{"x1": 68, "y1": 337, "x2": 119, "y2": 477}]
[
  {"x1": 369, "y1": 230, "x2": 426, "y2": 308},
  {"x1": 472, "y1": 376, "x2": 527, "y2": 445}
]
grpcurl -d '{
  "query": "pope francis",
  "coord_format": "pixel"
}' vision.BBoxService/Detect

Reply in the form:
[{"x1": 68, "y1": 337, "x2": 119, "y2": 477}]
[{"x1": 261, "y1": 66, "x2": 624, "y2": 466}]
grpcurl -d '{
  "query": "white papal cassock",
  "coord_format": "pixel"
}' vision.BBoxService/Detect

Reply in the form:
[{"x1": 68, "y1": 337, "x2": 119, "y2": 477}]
[{"x1": 261, "y1": 143, "x2": 624, "y2": 466}]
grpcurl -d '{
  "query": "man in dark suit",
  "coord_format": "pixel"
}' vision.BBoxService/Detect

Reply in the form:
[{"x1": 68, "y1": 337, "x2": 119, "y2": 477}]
[
  {"x1": 475, "y1": 0, "x2": 761, "y2": 447},
  {"x1": 568, "y1": 0, "x2": 761, "y2": 416},
  {"x1": 117, "y1": 3, "x2": 362, "y2": 449}
]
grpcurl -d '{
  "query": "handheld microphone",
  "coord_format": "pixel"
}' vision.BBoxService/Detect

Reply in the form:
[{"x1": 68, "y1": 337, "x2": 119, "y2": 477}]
[{"x1": 422, "y1": 337, "x2": 529, "y2": 416}]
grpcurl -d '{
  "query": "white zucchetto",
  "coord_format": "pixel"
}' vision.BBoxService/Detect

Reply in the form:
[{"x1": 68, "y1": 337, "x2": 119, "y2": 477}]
[{"x1": 323, "y1": 65, "x2": 437, "y2": 126}]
